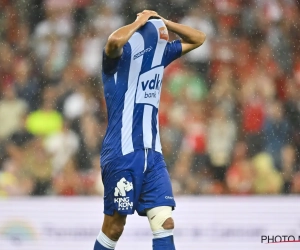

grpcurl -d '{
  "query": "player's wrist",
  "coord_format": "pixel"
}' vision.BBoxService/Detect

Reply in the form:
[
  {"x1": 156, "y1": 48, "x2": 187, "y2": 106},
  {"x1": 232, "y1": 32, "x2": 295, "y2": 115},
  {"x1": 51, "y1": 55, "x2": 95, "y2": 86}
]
[
  {"x1": 164, "y1": 19, "x2": 173, "y2": 30},
  {"x1": 134, "y1": 18, "x2": 142, "y2": 25},
  {"x1": 164, "y1": 18, "x2": 170, "y2": 25},
  {"x1": 134, "y1": 17, "x2": 147, "y2": 27},
  {"x1": 162, "y1": 18, "x2": 171, "y2": 29}
]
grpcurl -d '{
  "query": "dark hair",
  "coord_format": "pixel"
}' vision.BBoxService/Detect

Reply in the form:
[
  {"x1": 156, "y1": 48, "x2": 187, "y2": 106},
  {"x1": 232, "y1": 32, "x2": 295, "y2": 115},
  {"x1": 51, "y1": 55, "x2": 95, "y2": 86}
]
[{"x1": 148, "y1": 16, "x2": 161, "y2": 20}]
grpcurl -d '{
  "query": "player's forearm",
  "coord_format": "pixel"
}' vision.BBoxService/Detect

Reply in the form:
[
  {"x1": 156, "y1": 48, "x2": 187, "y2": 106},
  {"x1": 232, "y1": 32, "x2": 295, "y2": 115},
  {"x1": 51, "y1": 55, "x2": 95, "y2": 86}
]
[
  {"x1": 166, "y1": 20, "x2": 206, "y2": 46},
  {"x1": 107, "y1": 20, "x2": 144, "y2": 51}
]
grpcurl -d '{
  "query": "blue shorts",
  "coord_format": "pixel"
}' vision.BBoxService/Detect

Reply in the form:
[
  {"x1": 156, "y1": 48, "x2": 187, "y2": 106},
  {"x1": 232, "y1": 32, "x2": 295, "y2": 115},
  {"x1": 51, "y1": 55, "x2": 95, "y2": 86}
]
[{"x1": 101, "y1": 149, "x2": 175, "y2": 216}]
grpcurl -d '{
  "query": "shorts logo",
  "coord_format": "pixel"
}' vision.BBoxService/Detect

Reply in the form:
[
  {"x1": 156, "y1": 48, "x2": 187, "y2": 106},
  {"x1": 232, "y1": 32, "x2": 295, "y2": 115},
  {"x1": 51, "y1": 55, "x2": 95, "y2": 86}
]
[
  {"x1": 114, "y1": 177, "x2": 133, "y2": 211},
  {"x1": 114, "y1": 177, "x2": 133, "y2": 196},
  {"x1": 159, "y1": 27, "x2": 169, "y2": 41},
  {"x1": 165, "y1": 196, "x2": 173, "y2": 200}
]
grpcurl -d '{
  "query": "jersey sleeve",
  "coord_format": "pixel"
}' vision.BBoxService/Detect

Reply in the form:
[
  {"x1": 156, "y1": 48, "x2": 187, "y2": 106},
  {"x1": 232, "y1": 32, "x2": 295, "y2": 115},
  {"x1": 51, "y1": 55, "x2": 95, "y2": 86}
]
[
  {"x1": 102, "y1": 50, "x2": 121, "y2": 75},
  {"x1": 163, "y1": 39, "x2": 182, "y2": 67},
  {"x1": 102, "y1": 43, "x2": 131, "y2": 75}
]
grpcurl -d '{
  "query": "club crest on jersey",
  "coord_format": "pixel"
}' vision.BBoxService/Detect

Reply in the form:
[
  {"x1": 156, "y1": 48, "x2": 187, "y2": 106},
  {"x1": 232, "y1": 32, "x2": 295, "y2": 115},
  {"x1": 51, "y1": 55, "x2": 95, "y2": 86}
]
[
  {"x1": 159, "y1": 27, "x2": 169, "y2": 41},
  {"x1": 114, "y1": 177, "x2": 133, "y2": 211}
]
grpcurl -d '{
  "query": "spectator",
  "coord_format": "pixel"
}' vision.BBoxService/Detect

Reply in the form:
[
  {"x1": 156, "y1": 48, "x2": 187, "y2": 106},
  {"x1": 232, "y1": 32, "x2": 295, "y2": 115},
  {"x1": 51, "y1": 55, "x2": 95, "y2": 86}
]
[
  {"x1": 180, "y1": 1, "x2": 216, "y2": 78},
  {"x1": 0, "y1": 159, "x2": 34, "y2": 196},
  {"x1": 252, "y1": 152, "x2": 283, "y2": 194},
  {"x1": 240, "y1": 78, "x2": 265, "y2": 157},
  {"x1": 0, "y1": 84, "x2": 28, "y2": 141},
  {"x1": 52, "y1": 159, "x2": 82, "y2": 196},
  {"x1": 13, "y1": 59, "x2": 40, "y2": 111},
  {"x1": 26, "y1": 87, "x2": 63, "y2": 136},
  {"x1": 167, "y1": 67, "x2": 208, "y2": 102},
  {"x1": 21, "y1": 137, "x2": 52, "y2": 195},
  {"x1": 291, "y1": 172, "x2": 300, "y2": 194},
  {"x1": 44, "y1": 121, "x2": 80, "y2": 175},
  {"x1": 284, "y1": 81, "x2": 300, "y2": 162},
  {"x1": 5, "y1": 114, "x2": 34, "y2": 167},
  {"x1": 207, "y1": 105, "x2": 237, "y2": 181},
  {"x1": 280, "y1": 145, "x2": 297, "y2": 193},
  {"x1": 226, "y1": 142, "x2": 253, "y2": 195},
  {"x1": 263, "y1": 101, "x2": 290, "y2": 169},
  {"x1": 0, "y1": 42, "x2": 15, "y2": 91}
]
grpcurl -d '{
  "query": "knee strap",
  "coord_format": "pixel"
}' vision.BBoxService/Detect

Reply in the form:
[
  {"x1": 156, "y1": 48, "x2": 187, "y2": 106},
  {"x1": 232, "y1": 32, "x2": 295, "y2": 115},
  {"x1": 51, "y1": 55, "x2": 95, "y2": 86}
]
[{"x1": 146, "y1": 206, "x2": 172, "y2": 232}]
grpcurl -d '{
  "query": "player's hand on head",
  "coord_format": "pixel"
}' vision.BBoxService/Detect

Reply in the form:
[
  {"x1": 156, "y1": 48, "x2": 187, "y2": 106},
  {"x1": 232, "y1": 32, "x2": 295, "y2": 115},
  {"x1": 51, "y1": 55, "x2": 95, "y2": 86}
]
[
  {"x1": 135, "y1": 10, "x2": 159, "y2": 25},
  {"x1": 156, "y1": 15, "x2": 169, "y2": 26},
  {"x1": 141, "y1": 10, "x2": 169, "y2": 27},
  {"x1": 142, "y1": 10, "x2": 157, "y2": 13}
]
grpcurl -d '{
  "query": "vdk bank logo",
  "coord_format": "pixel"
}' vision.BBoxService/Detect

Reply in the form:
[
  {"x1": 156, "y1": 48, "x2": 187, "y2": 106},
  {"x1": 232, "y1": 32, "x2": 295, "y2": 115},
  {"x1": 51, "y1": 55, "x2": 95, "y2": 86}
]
[
  {"x1": 114, "y1": 177, "x2": 133, "y2": 211},
  {"x1": 136, "y1": 66, "x2": 164, "y2": 108},
  {"x1": 141, "y1": 73, "x2": 161, "y2": 98}
]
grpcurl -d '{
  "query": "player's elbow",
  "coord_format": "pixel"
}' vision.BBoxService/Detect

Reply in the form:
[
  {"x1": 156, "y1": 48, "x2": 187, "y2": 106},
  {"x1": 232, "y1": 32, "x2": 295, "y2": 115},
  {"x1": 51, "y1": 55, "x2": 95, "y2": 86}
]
[
  {"x1": 107, "y1": 34, "x2": 123, "y2": 50},
  {"x1": 195, "y1": 32, "x2": 206, "y2": 47},
  {"x1": 105, "y1": 34, "x2": 124, "y2": 57}
]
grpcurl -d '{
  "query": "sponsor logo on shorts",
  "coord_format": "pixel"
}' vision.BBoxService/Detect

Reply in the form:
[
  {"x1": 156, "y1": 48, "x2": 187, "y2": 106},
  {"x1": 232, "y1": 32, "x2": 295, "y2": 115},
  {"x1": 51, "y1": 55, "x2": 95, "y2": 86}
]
[
  {"x1": 133, "y1": 46, "x2": 152, "y2": 60},
  {"x1": 165, "y1": 196, "x2": 174, "y2": 200},
  {"x1": 114, "y1": 177, "x2": 133, "y2": 211}
]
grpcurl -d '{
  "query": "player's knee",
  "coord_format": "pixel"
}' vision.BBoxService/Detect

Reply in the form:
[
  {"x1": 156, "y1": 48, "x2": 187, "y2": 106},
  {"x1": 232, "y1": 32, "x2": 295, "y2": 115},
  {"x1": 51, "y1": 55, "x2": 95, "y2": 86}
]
[
  {"x1": 146, "y1": 206, "x2": 173, "y2": 232},
  {"x1": 108, "y1": 223, "x2": 124, "y2": 241},
  {"x1": 162, "y1": 217, "x2": 174, "y2": 230},
  {"x1": 102, "y1": 212, "x2": 126, "y2": 241}
]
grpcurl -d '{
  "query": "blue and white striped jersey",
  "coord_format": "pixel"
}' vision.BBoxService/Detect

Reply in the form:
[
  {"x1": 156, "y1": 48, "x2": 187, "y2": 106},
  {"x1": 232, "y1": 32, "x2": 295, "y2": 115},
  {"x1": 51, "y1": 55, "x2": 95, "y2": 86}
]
[{"x1": 101, "y1": 19, "x2": 182, "y2": 166}]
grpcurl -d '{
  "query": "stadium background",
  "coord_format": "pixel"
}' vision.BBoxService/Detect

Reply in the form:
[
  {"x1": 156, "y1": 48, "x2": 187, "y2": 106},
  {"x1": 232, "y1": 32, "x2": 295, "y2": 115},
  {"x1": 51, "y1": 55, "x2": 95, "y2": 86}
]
[{"x1": 0, "y1": 0, "x2": 300, "y2": 249}]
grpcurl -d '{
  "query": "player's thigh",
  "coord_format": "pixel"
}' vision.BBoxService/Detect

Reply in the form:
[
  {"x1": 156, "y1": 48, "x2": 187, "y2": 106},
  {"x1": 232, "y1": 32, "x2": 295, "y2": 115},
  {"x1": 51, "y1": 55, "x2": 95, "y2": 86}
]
[
  {"x1": 137, "y1": 163, "x2": 175, "y2": 215},
  {"x1": 102, "y1": 210, "x2": 127, "y2": 230}
]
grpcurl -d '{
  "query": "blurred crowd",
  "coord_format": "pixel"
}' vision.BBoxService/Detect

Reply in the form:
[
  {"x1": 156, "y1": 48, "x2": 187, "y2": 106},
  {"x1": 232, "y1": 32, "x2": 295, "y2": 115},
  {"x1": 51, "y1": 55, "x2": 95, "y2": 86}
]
[{"x1": 1, "y1": 0, "x2": 300, "y2": 196}]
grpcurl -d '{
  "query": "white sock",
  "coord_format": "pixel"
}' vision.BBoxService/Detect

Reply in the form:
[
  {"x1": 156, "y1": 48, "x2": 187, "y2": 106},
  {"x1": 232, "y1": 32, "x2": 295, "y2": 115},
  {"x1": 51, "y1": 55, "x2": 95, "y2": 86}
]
[
  {"x1": 96, "y1": 230, "x2": 117, "y2": 249},
  {"x1": 153, "y1": 229, "x2": 174, "y2": 239}
]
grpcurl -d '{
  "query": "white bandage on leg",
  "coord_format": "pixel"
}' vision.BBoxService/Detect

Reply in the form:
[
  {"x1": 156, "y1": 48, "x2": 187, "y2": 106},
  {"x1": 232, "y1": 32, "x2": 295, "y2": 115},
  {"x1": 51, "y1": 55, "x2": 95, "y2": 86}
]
[{"x1": 146, "y1": 206, "x2": 173, "y2": 233}]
